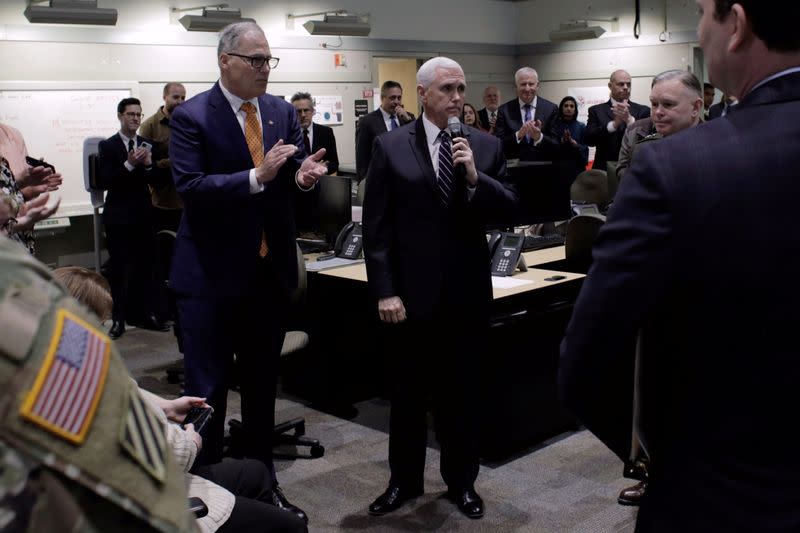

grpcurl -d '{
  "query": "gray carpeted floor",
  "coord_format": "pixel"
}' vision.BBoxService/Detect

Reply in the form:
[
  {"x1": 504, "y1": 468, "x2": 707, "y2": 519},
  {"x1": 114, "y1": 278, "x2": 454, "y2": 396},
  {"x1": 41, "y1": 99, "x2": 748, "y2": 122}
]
[{"x1": 118, "y1": 326, "x2": 638, "y2": 533}]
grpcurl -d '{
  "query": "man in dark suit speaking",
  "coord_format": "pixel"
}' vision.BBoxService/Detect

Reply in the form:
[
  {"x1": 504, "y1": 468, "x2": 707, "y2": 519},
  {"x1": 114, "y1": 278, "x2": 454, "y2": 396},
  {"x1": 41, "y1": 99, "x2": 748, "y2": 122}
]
[
  {"x1": 493, "y1": 67, "x2": 558, "y2": 161},
  {"x1": 289, "y1": 91, "x2": 340, "y2": 235},
  {"x1": 169, "y1": 21, "x2": 327, "y2": 525},
  {"x1": 363, "y1": 56, "x2": 516, "y2": 519},
  {"x1": 560, "y1": 0, "x2": 800, "y2": 530},
  {"x1": 584, "y1": 69, "x2": 650, "y2": 173}
]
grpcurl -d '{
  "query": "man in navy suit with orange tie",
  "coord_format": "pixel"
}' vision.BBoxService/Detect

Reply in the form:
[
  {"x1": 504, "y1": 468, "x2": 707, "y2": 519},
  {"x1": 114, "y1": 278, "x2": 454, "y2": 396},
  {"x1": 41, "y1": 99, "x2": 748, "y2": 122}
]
[
  {"x1": 363, "y1": 56, "x2": 516, "y2": 519},
  {"x1": 560, "y1": 0, "x2": 800, "y2": 530},
  {"x1": 169, "y1": 21, "x2": 327, "y2": 525}
]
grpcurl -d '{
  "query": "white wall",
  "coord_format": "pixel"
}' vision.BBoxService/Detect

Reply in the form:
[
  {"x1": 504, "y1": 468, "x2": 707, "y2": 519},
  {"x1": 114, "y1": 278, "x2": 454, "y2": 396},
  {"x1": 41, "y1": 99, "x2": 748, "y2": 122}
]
[{"x1": 0, "y1": 0, "x2": 703, "y2": 214}]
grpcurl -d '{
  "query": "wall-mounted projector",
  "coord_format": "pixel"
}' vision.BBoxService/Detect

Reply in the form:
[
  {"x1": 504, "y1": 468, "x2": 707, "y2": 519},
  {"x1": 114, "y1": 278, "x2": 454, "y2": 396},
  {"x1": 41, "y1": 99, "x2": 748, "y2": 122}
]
[
  {"x1": 24, "y1": 0, "x2": 118, "y2": 26},
  {"x1": 549, "y1": 21, "x2": 607, "y2": 42},
  {"x1": 179, "y1": 8, "x2": 255, "y2": 32},
  {"x1": 302, "y1": 14, "x2": 371, "y2": 37}
]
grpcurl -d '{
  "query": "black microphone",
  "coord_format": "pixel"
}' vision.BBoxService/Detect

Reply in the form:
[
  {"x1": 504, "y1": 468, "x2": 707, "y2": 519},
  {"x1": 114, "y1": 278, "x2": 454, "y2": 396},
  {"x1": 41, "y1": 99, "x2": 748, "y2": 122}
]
[{"x1": 447, "y1": 116, "x2": 467, "y2": 180}]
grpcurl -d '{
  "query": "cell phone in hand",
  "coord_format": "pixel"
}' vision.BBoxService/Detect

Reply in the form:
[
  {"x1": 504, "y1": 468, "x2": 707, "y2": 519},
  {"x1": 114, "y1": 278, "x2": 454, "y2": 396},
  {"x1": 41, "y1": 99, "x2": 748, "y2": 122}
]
[
  {"x1": 25, "y1": 155, "x2": 56, "y2": 172},
  {"x1": 139, "y1": 141, "x2": 152, "y2": 151},
  {"x1": 181, "y1": 405, "x2": 213, "y2": 433}
]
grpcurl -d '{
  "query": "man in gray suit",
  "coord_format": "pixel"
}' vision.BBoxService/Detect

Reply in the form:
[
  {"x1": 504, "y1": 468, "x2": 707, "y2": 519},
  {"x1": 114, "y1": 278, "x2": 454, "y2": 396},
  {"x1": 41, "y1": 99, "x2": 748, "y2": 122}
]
[{"x1": 560, "y1": 0, "x2": 800, "y2": 530}]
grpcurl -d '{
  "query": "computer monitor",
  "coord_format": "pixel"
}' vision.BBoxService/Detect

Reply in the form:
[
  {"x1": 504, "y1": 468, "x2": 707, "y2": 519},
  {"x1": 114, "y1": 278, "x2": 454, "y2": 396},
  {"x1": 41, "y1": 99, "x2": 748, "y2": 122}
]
[
  {"x1": 318, "y1": 175, "x2": 353, "y2": 244},
  {"x1": 488, "y1": 160, "x2": 572, "y2": 229}
]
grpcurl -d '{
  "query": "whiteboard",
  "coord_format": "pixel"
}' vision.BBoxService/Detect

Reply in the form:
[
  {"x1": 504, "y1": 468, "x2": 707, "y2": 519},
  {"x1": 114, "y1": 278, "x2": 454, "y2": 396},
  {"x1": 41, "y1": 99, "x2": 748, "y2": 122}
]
[{"x1": 0, "y1": 88, "x2": 132, "y2": 216}]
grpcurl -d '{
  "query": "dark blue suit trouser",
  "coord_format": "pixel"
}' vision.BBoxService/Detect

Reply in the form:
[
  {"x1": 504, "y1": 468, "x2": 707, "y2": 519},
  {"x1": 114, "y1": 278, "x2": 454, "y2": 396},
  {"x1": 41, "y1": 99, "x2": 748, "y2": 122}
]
[
  {"x1": 176, "y1": 258, "x2": 289, "y2": 482},
  {"x1": 384, "y1": 304, "x2": 484, "y2": 492}
]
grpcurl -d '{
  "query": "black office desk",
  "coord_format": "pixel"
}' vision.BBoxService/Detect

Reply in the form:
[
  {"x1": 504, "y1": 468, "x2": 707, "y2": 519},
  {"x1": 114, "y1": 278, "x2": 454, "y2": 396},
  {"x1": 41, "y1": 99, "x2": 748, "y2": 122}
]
[{"x1": 293, "y1": 247, "x2": 584, "y2": 461}]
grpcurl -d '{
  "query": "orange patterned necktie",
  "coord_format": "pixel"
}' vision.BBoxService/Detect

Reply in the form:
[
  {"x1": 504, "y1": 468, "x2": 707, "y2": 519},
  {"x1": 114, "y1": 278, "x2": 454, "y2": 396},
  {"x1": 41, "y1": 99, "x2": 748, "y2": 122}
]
[{"x1": 240, "y1": 102, "x2": 268, "y2": 257}]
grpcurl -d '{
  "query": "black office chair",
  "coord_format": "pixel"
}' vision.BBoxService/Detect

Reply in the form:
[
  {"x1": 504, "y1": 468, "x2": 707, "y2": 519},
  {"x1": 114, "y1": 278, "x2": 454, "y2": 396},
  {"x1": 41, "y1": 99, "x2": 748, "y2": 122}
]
[
  {"x1": 565, "y1": 213, "x2": 606, "y2": 273},
  {"x1": 227, "y1": 243, "x2": 324, "y2": 459}
]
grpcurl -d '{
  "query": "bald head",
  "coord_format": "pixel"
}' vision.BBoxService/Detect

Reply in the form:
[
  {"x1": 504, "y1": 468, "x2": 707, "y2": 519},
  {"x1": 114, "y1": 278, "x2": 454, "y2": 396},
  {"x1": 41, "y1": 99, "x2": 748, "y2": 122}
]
[{"x1": 609, "y1": 70, "x2": 632, "y2": 102}]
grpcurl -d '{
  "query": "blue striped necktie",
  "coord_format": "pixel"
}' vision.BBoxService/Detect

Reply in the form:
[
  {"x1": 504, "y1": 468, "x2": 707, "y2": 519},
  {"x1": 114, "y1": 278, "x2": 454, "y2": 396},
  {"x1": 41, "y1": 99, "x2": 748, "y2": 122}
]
[
  {"x1": 437, "y1": 130, "x2": 454, "y2": 206},
  {"x1": 523, "y1": 104, "x2": 532, "y2": 143},
  {"x1": 390, "y1": 115, "x2": 399, "y2": 130}
]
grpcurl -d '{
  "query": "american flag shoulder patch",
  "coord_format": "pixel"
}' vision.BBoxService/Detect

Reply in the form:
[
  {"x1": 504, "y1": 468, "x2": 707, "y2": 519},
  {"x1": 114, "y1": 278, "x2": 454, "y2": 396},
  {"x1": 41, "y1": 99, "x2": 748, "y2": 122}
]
[
  {"x1": 119, "y1": 386, "x2": 167, "y2": 484},
  {"x1": 19, "y1": 309, "x2": 111, "y2": 445}
]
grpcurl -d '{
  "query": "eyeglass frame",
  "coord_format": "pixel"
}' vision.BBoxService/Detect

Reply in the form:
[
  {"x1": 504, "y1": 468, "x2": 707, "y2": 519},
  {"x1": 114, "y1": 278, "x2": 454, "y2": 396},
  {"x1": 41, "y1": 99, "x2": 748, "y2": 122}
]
[{"x1": 225, "y1": 52, "x2": 280, "y2": 70}]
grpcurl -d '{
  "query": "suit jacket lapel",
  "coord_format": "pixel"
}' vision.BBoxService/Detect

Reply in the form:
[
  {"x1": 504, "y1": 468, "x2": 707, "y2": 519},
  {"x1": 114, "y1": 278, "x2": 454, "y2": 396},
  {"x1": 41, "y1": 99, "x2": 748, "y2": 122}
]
[
  {"x1": 259, "y1": 95, "x2": 280, "y2": 151},
  {"x1": 209, "y1": 83, "x2": 252, "y2": 167},
  {"x1": 409, "y1": 118, "x2": 437, "y2": 194}
]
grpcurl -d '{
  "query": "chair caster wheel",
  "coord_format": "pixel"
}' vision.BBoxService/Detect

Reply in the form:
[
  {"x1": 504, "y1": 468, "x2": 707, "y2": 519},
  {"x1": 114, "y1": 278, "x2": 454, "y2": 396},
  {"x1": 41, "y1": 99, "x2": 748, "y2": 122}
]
[{"x1": 310, "y1": 444, "x2": 325, "y2": 458}]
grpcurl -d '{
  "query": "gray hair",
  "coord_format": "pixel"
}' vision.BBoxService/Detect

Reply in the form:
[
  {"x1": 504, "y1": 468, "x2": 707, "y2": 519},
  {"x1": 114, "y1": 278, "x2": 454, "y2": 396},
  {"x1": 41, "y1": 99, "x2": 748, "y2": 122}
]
[
  {"x1": 514, "y1": 67, "x2": 538, "y2": 85},
  {"x1": 651, "y1": 69, "x2": 703, "y2": 98},
  {"x1": 218, "y1": 21, "x2": 263, "y2": 56},
  {"x1": 290, "y1": 91, "x2": 315, "y2": 108},
  {"x1": 417, "y1": 57, "x2": 463, "y2": 90}
]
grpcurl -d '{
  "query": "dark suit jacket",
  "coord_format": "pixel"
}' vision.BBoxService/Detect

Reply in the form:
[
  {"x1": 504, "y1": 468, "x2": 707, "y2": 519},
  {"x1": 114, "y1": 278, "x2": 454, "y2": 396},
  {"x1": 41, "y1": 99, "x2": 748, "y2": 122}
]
[
  {"x1": 293, "y1": 122, "x2": 339, "y2": 231},
  {"x1": 560, "y1": 71, "x2": 800, "y2": 530},
  {"x1": 363, "y1": 119, "x2": 517, "y2": 320},
  {"x1": 169, "y1": 82, "x2": 304, "y2": 298},
  {"x1": 584, "y1": 100, "x2": 650, "y2": 172},
  {"x1": 477, "y1": 107, "x2": 494, "y2": 128},
  {"x1": 493, "y1": 97, "x2": 558, "y2": 161},
  {"x1": 707, "y1": 101, "x2": 730, "y2": 120},
  {"x1": 355, "y1": 108, "x2": 413, "y2": 182},
  {"x1": 98, "y1": 133, "x2": 157, "y2": 225}
]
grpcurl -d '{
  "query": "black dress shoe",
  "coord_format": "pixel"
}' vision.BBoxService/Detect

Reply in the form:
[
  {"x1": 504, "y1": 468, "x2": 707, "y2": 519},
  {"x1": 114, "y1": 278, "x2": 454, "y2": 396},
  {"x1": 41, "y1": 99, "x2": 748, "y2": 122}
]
[
  {"x1": 132, "y1": 315, "x2": 170, "y2": 332},
  {"x1": 623, "y1": 459, "x2": 649, "y2": 481},
  {"x1": 618, "y1": 481, "x2": 647, "y2": 506},
  {"x1": 368, "y1": 485, "x2": 423, "y2": 516},
  {"x1": 266, "y1": 486, "x2": 308, "y2": 524},
  {"x1": 447, "y1": 487, "x2": 484, "y2": 519},
  {"x1": 109, "y1": 321, "x2": 125, "y2": 339}
]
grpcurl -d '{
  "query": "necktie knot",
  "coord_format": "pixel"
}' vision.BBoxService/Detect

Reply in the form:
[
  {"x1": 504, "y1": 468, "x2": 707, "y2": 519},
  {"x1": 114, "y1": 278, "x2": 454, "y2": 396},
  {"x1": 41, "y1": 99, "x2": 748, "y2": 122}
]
[
  {"x1": 240, "y1": 101, "x2": 257, "y2": 115},
  {"x1": 390, "y1": 114, "x2": 399, "y2": 130}
]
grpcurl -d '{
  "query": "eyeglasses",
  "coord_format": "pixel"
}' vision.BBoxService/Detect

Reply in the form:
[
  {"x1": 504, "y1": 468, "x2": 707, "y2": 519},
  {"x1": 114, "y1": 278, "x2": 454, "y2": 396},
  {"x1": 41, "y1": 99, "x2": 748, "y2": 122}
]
[{"x1": 226, "y1": 53, "x2": 280, "y2": 70}]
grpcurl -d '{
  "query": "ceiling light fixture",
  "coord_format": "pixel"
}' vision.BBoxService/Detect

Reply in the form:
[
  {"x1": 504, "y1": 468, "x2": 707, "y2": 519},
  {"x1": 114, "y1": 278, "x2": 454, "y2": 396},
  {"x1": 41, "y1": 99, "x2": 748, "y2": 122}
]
[
  {"x1": 288, "y1": 10, "x2": 371, "y2": 37},
  {"x1": 173, "y1": 3, "x2": 255, "y2": 32},
  {"x1": 549, "y1": 18, "x2": 618, "y2": 42},
  {"x1": 24, "y1": 0, "x2": 118, "y2": 26}
]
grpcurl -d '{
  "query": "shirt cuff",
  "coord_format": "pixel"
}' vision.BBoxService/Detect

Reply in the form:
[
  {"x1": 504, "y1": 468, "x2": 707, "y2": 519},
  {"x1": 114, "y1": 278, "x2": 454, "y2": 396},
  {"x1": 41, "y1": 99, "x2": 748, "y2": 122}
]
[
  {"x1": 124, "y1": 161, "x2": 134, "y2": 172},
  {"x1": 533, "y1": 135, "x2": 543, "y2": 146},
  {"x1": 515, "y1": 131, "x2": 523, "y2": 144},
  {"x1": 249, "y1": 169, "x2": 264, "y2": 194},
  {"x1": 466, "y1": 183, "x2": 477, "y2": 201},
  {"x1": 606, "y1": 121, "x2": 617, "y2": 133},
  {"x1": 627, "y1": 115, "x2": 636, "y2": 126}
]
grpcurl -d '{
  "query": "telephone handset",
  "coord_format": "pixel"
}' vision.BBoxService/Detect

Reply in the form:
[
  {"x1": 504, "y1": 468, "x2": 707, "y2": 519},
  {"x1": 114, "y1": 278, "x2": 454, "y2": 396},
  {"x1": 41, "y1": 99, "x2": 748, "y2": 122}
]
[
  {"x1": 334, "y1": 221, "x2": 363, "y2": 259},
  {"x1": 488, "y1": 231, "x2": 527, "y2": 277}
]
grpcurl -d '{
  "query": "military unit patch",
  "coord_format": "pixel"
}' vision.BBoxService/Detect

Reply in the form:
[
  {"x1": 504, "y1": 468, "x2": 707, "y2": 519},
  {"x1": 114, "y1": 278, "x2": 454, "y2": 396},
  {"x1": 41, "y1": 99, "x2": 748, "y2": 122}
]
[
  {"x1": 119, "y1": 387, "x2": 167, "y2": 484},
  {"x1": 19, "y1": 309, "x2": 111, "y2": 445}
]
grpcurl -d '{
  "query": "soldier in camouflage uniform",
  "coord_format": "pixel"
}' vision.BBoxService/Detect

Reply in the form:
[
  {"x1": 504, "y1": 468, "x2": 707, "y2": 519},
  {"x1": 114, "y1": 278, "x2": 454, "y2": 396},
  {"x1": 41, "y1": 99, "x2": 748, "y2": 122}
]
[{"x1": 0, "y1": 235, "x2": 197, "y2": 532}]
